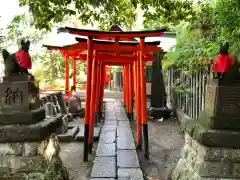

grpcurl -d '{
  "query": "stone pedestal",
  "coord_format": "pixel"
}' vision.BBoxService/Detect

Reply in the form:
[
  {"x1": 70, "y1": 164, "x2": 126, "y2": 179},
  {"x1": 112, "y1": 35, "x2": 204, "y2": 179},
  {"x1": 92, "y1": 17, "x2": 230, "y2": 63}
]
[
  {"x1": 172, "y1": 63, "x2": 240, "y2": 180},
  {"x1": 0, "y1": 75, "x2": 69, "y2": 180}
]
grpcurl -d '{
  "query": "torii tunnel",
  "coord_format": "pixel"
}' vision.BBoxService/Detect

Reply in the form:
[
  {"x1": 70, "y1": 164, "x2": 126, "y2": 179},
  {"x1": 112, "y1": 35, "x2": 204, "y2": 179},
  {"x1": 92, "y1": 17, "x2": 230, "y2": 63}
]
[{"x1": 43, "y1": 26, "x2": 166, "y2": 161}]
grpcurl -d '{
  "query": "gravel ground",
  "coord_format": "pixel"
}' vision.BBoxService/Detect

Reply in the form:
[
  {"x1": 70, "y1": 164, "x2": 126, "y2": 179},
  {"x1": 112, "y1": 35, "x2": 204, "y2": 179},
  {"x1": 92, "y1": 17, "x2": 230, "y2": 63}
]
[
  {"x1": 59, "y1": 118, "x2": 97, "y2": 180},
  {"x1": 131, "y1": 119, "x2": 184, "y2": 180}
]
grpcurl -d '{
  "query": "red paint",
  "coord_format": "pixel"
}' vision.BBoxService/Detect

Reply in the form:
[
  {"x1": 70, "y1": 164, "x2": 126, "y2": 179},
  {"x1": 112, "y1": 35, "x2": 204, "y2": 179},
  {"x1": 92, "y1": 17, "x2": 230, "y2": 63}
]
[
  {"x1": 64, "y1": 55, "x2": 69, "y2": 92},
  {"x1": 73, "y1": 57, "x2": 77, "y2": 90},
  {"x1": 140, "y1": 38, "x2": 147, "y2": 125},
  {"x1": 89, "y1": 57, "x2": 97, "y2": 145},
  {"x1": 85, "y1": 38, "x2": 93, "y2": 126}
]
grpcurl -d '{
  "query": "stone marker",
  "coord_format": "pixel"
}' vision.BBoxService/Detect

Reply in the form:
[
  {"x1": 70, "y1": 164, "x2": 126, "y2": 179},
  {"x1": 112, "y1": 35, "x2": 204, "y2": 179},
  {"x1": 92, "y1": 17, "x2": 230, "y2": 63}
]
[
  {"x1": 0, "y1": 70, "x2": 69, "y2": 179},
  {"x1": 172, "y1": 58, "x2": 240, "y2": 179}
]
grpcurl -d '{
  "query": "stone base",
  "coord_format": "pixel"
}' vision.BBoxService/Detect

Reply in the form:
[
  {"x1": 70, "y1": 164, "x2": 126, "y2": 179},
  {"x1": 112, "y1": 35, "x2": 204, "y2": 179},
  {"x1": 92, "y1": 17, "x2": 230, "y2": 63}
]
[
  {"x1": 0, "y1": 107, "x2": 45, "y2": 125},
  {"x1": 183, "y1": 120, "x2": 240, "y2": 148},
  {"x1": 0, "y1": 134, "x2": 69, "y2": 180},
  {"x1": 0, "y1": 115, "x2": 62, "y2": 142},
  {"x1": 172, "y1": 134, "x2": 240, "y2": 180},
  {"x1": 148, "y1": 106, "x2": 171, "y2": 119}
]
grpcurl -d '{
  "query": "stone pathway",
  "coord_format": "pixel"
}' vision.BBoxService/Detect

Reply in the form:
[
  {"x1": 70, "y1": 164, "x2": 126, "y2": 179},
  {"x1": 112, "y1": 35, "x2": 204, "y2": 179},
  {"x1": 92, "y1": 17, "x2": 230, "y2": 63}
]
[{"x1": 90, "y1": 100, "x2": 143, "y2": 180}]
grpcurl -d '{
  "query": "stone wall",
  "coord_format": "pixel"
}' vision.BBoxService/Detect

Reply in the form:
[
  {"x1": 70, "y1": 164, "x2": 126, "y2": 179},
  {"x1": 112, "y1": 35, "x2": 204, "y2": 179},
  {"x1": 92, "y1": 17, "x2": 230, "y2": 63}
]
[
  {"x1": 172, "y1": 134, "x2": 240, "y2": 180},
  {"x1": 0, "y1": 134, "x2": 69, "y2": 180}
]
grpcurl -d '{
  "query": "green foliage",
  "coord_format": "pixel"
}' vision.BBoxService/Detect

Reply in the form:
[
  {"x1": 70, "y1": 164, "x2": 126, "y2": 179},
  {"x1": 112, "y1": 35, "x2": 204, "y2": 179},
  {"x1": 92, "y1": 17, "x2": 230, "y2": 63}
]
[
  {"x1": 18, "y1": 0, "x2": 195, "y2": 30},
  {"x1": 164, "y1": 0, "x2": 240, "y2": 72},
  {"x1": 6, "y1": 13, "x2": 47, "y2": 44}
]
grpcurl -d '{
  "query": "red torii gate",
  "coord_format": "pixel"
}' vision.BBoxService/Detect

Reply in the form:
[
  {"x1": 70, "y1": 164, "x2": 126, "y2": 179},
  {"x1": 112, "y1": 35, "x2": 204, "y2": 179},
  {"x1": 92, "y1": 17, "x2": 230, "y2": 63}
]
[{"x1": 44, "y1": 27, "x2": 166, "y2": 161}]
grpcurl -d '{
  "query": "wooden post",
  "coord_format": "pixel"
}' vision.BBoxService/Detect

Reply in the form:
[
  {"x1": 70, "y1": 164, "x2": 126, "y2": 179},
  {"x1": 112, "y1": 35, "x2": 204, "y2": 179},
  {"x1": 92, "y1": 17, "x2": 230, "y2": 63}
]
[
  {"x1": 73, "y1": 57, "x2": 77, "y2": 92},
  {"x1": 83, "y1": 37, "x2": 93, "y2": 161},
  {"x1": 100, "y1": 64, "x2": 105, "y2": 119},
  {"x1": 95, "y1": 62, "x2": 101, "y2": 125},
  {"x1": 140, "y1": 38, "x2": 149, "y2": 159},
  {"x1": 65, "y1": 55, "x2": 70, "y2": 95},
  {"x1": 128, "y1": 64, "x2": 133, "y2": 120},
  {"x1": 125, "y1": 66, "x2": 129, "y2": 114},
  {"x1": 136, "y1": 59, "x2": 142, "y2": 149},
  {"x1": 89, "y1": 55, "x2": 97, "y2": 153},
  {"x1": 123, "y1": 67, "x2": 126, "y2": 108}
]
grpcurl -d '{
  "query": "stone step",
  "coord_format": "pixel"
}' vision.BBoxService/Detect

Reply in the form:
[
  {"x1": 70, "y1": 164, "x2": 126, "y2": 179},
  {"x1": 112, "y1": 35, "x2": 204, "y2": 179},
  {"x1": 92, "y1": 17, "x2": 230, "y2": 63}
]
[
  {"x1": 58, "y1": 125, "x2": 79, "y2": 142},
  {"x1": 74, "y1": 125, "x2": 101, "y2": 141}
]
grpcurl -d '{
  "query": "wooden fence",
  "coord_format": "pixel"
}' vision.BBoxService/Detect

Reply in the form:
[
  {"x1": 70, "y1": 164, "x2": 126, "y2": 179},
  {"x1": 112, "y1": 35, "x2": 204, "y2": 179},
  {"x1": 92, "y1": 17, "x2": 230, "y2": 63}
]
[{"x1": 165, "y1": 68, "x2": 211, "y2": 119}]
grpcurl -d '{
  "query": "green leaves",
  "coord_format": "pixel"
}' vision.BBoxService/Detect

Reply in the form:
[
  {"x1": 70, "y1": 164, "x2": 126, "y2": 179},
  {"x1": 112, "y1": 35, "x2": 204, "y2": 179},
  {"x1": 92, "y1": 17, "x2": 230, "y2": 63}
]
[
  {"x1": 164, "y1": 0, "x2": 240, "y2": 73},
  {"x1": 18, "y1": 0, "x2": 196, "y2": 31}
]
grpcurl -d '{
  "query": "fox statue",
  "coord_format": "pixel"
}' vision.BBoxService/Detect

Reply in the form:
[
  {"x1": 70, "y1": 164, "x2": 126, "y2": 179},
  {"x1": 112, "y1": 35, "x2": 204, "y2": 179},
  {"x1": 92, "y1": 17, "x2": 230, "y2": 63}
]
[{"x1": 2, "y1": 39, "x2": 32, "y2": 77}]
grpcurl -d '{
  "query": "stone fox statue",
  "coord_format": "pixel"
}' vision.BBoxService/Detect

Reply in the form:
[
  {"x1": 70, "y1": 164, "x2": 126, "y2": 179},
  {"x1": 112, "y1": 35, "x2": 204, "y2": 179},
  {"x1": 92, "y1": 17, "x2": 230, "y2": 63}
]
[{"x1": 2, "y1": 39, "x2": 32, "y2": 76}]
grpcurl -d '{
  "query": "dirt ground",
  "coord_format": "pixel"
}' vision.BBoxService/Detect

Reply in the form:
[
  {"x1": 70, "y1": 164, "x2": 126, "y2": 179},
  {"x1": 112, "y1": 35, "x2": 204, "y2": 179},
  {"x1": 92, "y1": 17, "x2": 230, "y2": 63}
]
[
  {"x1": 59, "y1": 118, "x2": 97, "y2": 180},
  {"x1": 131, "y1": 119, "x2": 184, "y2": 180}
]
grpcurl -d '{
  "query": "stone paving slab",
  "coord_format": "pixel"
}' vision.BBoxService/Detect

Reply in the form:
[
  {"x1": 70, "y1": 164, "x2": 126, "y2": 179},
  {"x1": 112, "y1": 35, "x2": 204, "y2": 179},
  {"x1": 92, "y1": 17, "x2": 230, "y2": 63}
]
[
  {"x1": 92, "y1": 101, "x2": 143, "y2": 180},
  {"x1": 117, "y1": 136, "x2": 135, "y2": 150},
  {"x1": 105, "y1": 121, "x2": 118, "y2": 126},
  {"x1": 96, "y1": 143, "x2": 116, "y2": 157},
  {"x1": 102, "y1": 125, "x2": 117, "y2": 132},
  {"x1": 99, "y1": 131, "x2": 116, "y2": 144},
  {"x1": 118, "y1": 121, "x2": 130, "y2": 127},
  {"x1": 118, "y1": 168, "x2": 144, "y2": 180},
  {"x1": 90, "y1": 157, "x2": 116, "y2": 178},
  {"x1": 117, "y1": 127, "x2": 133, "y2": 138},
  {"x1": 116, "y1": 116, "x2": 128, "y2": 121},
  {"x1": 117, "y1": 150, "x2": 140, "y2": 168},
  {"x1": 105, "y1": 118, "x2": 117, "y2": 121}
]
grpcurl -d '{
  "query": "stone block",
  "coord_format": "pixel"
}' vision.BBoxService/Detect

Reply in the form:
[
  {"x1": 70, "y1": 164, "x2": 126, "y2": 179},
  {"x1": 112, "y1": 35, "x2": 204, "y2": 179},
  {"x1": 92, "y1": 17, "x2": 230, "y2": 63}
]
[
  {"x1": 4, "y1": 173, "x2": 29, "y2": 180},
  {"x1": 75, "y1": 125, "x2": 100, "y2": 141},
  {"x1": 96, "y1": 143, "x2": 116, "y2": 157},
  {"x1": 183, "y1": 120, "x2": 240, "y2": 148},
  {"x1": 90, "y1": 157, "x2": 116, "y2": 178},
  {"x1": 99, "y1": 131, "x2": 116, "y2": 144},
  {"x1": 0, "y1": 107, "x2": 45, "y2": 125},
  {"x1": 23, "y1": 142, "x2": 38, "y2": 156},
  {"x1": 10, "y1": 156, "x2": 47, "y2": 173},
  {"x1": 117, "y1": 150, "x2": 140, "y2": 168},
  {"x1": 0, "y1": 81, "x2": 40, "y2": 112},
  {"x1": 0, "y1": 115, "x2": 62, "y2": 142},
  {"x1": 28, "y1": 172, "x2": 45, "y2": 180},
  {"x1": 58, "y1": 126, "x2": 79, "y2": 142},
  {"x1": 202, "y1": 85, "x2": 240, "y2": 130},
  {"x1": 118, "y1": 168, "x2": 144, "y2": 180},
  {"x1": 0, "y1": 143, "x2": 23, "y2": 156}
]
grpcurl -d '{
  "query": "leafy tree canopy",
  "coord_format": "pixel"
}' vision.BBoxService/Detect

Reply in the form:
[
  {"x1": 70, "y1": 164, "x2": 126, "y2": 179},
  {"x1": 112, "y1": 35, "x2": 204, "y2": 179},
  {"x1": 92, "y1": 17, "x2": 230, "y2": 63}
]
[
  {"x1": 164, "y1": 0, "x2": 240, "y2": 72},
  {"x1": 18, "y1": 0, "x2": 195, "y2": 30}
]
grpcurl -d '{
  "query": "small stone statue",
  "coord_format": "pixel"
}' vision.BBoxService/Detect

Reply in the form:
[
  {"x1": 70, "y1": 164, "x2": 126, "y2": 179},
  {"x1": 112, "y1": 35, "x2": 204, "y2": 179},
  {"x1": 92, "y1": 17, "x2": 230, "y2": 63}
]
[{"x1": 2, "y1": 38, "x2": 33, "y2": 77}]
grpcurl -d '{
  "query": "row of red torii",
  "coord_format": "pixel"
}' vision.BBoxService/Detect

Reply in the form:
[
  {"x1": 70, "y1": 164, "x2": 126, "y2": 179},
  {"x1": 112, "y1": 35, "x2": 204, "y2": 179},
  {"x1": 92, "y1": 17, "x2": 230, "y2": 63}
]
[{"x1": 43, "y1": 26, "x2": 166, "y2": 161}]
